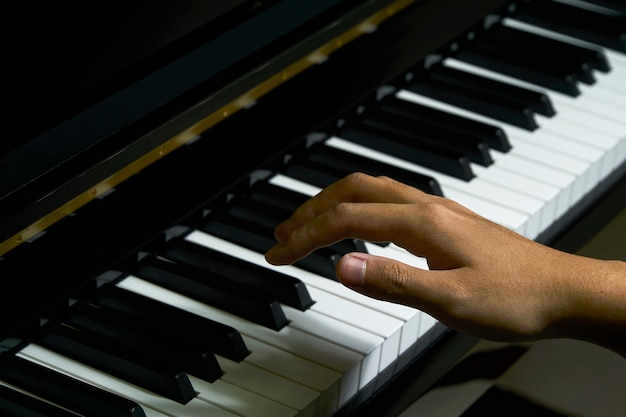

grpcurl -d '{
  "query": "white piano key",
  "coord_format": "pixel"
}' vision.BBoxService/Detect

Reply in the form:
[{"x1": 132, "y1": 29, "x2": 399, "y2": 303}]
[
  {"x1": 282, "y1": 305, "x2": 383, "y2": 389},
  {"x1": 582, "y1": 78, "x2": 626, "y2": 113},
  {"x1": 214, "y1": 356, "x2": 320, "y2": 417},
  {"x1": 442, "y1": 174, "x2": 546, "y2": 238},
  {"x1": 584, "y1": 81, "x2": 626, "y2": 110},
  {"x1": 513, "y1": 125, "x2": 605, "y2": 186},
  {"x1": 449, "y1": 170, "x2": 546, "y2": 237},
  {"x1": 504, "y1": 137, "x2": 591, "y2": 199},
  {"x1": 417, "y1": 313, "x2": 439, "y2": 352},
  {"x1": 488, "y1": 151, "x2": 576, "y2": 219},
  {"x1": 301, "y1": 287, "x2": 402, "y2": 374},
  {"x1": 579, "y1": 63, "x2": 626, "y2": 106},
  {"x1": 367, "y1": 242, "x2": 430, "y2": 271},
  {"x1": 269, "y1": 174, "x2": 323, "y2": 198},
  {"x1": 188, "y1": 375, "x2": 298, "y2": 417},
  {"x1": 116, "y1": 276, "x2": 363, "y2": 408},
  {"x1": 141, "y1": 405, "x2": 175, "y2": 416},
  {"x1": 548, "y1": 78, "x2": 626, "y2": 128},
  {"x1": 241, "y1": 337, "x2": 341, "y2": 417},
  {"x1": 534, "y1": 115, "x2": 618, "y2": 178},
  {"x1": 471, "y1": 164, "x2": 560, "y2": 232},
  {"x1": 18, "y1": 344, "x2": 240, "y2": 417},
  {"x1": 546, "y1": 95, "x2": 626, "y2": 137},
  {"x1": 606, "y1": 52, "x2": 626, "y2": 70},
  {"x1": 566, "y1": 90, "x2": 626, "y2": 126}
]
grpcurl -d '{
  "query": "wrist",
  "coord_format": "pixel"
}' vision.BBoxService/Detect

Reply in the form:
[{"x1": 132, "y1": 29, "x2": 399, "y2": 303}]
[{"x1": 551, "y1": 256, "x2": 626, "y2": 356}]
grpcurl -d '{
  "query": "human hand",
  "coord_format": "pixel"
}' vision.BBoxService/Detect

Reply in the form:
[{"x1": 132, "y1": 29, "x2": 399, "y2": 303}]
[{"x1": 265, "y1": 173, "x2": 626, "y2": 353}]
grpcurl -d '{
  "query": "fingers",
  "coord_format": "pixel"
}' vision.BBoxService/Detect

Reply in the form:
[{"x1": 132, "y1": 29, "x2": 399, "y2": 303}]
[
  {"x1": 272, "y1": 173, "x2": 429, "y2": 243},
  {"x1": 265, "y1": 173, "x2": 447, "y2": 265},
  {"x1": 265, "y1": 202, "x2": 431, "y2": 265}
]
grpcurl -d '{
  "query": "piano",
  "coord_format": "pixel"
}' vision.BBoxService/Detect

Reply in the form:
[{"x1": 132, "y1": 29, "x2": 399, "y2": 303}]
[{"x1": 1, "y1": 0, "x2": 624, "y2": 415}]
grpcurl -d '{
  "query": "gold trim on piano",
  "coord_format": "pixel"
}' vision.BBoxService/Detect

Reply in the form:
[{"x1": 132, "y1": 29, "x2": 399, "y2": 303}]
[{"x1": 0, "y1": 0, "x2": 416, "y2": 258}]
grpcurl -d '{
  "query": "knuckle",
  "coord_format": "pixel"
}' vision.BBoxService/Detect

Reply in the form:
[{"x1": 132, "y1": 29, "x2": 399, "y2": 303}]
[
  {"x1": 417, "y1": 200, "x2": 453, "y2": 224},
  {"x1": 329, "y1": 202, "x2": 357, "y2": 234},
  {"x1": 343, "y1": 171, "x2": 371, "y2": 188},
  {"x1": 377, "y1": 262, "x2": 412, "y2": 296},
  {"x1": 416, "y1": 197, "x2": 469, "y2": 225}
]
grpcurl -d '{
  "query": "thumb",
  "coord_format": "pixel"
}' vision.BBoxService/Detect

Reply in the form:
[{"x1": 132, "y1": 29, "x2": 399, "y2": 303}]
[{"x1": 337, "y1": 252, "x2": 434, "y2": 308}]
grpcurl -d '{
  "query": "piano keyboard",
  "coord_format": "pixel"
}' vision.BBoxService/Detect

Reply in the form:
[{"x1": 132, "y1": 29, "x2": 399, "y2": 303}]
[{"x1": 2, "y1": 1, "x2": 625, "y2": 416}]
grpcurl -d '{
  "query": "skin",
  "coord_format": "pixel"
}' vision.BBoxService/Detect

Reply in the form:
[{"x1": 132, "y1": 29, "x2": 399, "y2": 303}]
[{"x1": 265, "y1": 173, "x2": 626, "y2": 357}]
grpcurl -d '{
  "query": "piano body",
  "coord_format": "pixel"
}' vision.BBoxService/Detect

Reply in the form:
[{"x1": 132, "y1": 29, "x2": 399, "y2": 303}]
[{"x1": 1, "y1": 0, "x2": 625, "y2": 416}]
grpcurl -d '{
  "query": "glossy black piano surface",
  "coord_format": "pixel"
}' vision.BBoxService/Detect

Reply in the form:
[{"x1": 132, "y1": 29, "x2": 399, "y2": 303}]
[{"x1": 1, "y1": 0, "x2": 625, "y2": 416}]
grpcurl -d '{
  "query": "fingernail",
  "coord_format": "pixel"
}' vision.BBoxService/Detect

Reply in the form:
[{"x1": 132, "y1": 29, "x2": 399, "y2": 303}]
[{"x1": 340, "y1": 255, "x2": 366, "y2": 287}]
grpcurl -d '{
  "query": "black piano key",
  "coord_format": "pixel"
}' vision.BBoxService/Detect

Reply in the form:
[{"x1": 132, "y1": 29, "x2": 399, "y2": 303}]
[
  {"x1": 582, "y1": 0, "x2": 626, "y2": 13},
  {"x1": 361, "y1": 107, "x2": 497, "y2": 162},
  {"x1": 298, "y1": 142, "x2": 445, "y2": 195},
  {"x1": 455, "y1": 38, "x2": 581, "y2": 96},
  {"x1": 0, "y1": 353, "x2": 146, "y2": 417},
  {"x1": 473, "y1": 25, "x2": 597, "y2": 85},
  {"x1": 163, "y1": 236, "x2": 316, "y2": 310},
  {"x1": 38, "y1": 322, "x2": 197, "y2": 404},
  {"x1": 226, "y1": 195, "x2": 293, "y2": 231},
  {"x1": 326, "y1": 236, "x2": 368, "y2": 256},
  {"x1": 202, "y1": 214, "x2": 338, "y2": 279},
  {"x1": 583, "y1": 0, "x2": 626, "y2": 13},
  {"x1": 425, "y1": 64, "x2": 556, "y2": 116},
  {"x1": 378, "y1": 95, "x2": 512, "y2": 152},
  {"x1": 490, "y1": 24, "x2": 611, "y2": 73},
  {"x1": 247, "y1": 181, "x2": 380, "y2": 251},
  {"x1": 64, "y1": 301, "x2": 223, "y2": 382},
  {"x1": 339, "y1": 121, "x2": 475, "y2": 181},
  {"x1": 514, "y1": 0, "x2": 626, "y2": 53},
  {"x1": 93, "y1": 285, "x2": 250, "y2": 362},
  {"x1": 407, "y1": 76, "x2": 539, "y2": 130},
  {"x1": 134, "y1": 256, "x2": 289, "y2": 331},
  {"x1": 248, "y1": 181, "x2": 310, "y2": 212},
  {"x1": 0, "y1": 384, "x2": 80, "y2": 417},
  {"x1": 284, "y1": 159, "x2": 346, "y2": 188},
  {"x1": 225, "y1": 195, "x2": 366, "y2": 258}
]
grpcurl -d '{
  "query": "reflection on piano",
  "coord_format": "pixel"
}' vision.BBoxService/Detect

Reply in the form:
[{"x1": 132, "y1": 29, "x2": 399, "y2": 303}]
[{"x1": 1, "y1": 0, "x2": 624, "y2": 415}]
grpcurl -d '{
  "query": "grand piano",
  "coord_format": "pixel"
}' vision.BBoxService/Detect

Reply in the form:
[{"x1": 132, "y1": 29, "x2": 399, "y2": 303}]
[{"x1": 1, "y1": 0, "x2": 625, "y2": 416}]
